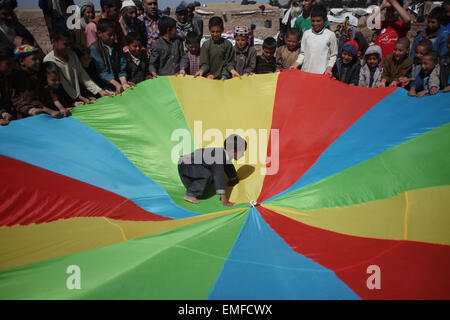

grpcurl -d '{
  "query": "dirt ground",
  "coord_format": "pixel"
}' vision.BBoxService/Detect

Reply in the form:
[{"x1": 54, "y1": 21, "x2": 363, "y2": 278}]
[{"x1": 15, "y1": 3, "x2": 426, "y2": 55}]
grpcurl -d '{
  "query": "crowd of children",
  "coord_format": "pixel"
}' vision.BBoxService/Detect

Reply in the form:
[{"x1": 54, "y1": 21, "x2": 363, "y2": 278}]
[{"x1": 1, "y1": 0, "x2": 449, "y2": 126}]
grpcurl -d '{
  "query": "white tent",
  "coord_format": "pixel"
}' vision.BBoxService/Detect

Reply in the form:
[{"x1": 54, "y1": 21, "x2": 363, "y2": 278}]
[
  {"x1": 327, "y1": 12, "x2": 359, "y2": 27},
  {"x1": 195, "y1": 9, "x2": 215, "y2": 15}
]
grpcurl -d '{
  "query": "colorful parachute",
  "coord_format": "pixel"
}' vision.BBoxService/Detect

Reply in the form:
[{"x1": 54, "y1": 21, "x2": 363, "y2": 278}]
[{"x1": 0, "y1": 70, "x2": 449, "y2": 299}]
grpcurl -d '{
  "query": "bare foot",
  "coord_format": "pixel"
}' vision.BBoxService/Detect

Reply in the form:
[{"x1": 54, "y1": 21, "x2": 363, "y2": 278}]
[{"x1": 184, "y1": 195, "x2": 199, "y2": 204}]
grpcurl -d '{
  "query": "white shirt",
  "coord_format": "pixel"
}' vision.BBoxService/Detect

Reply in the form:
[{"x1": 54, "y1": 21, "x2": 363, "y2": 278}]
[
  {"x1": 296, "y1": 27, "x2": 338, "y2": 74},
  {"x1": 44, "y1": 50, "x2": 102, "y2": 99}
]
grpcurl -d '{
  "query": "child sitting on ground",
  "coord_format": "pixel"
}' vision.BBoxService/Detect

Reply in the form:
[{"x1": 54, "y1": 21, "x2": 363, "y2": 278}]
[
  {"x1": 332, "y1": 43, "x2": 361, "y2": 85},
  {"x1": 178, "y1": 134, "x2": 247, "y2": 207},
  {"x1": 90, "y1": 19, "x2": 134, "y2": 94},
  {"x1": 185, "y1": 31, "x2": 201, "y2": 75},
  {"x1": 0, "y1": 44, "x2": 15, "y2": 126},
  {"x1": 276, "y1": 28, "x2": 300, "y2": 70},
  {"x1": 11, "y1": 44, "x2": 62, "y2": 119},
  {"x1": 234, "y1": 26, "x2": 256, "y2": 76},
  {"x1": 359, "y1": 45, "x2": 383, "y2": 88},
  {"x1": 149, "y1": 16, "x2": 188, "y2": 77},
  {"x1": 408, "y1": 51, "x2": 440, "y2": 97},
  {"x1": 40, "y1": 61, "x2": 84, "y2": 116},
  {"x1": 124, "y1": 32, "x2": 149, "y2": 84},
  {"x1": 195, "y1": 16, "x2": 239, "y2": 79},
  {"x1": 292, "y1": 5, "x2": 338, "y2": 75},
  {"x1": 379, "y1": 37, "x2": 413, "y2": 87},
  {"x1": 255, "y1": 37, "x2": 277, "y2": 74}
]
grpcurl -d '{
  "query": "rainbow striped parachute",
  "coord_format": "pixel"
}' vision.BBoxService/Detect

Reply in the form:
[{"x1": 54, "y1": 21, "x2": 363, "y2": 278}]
[{"x1": 1, "y1": 70, "x2": 449, "y2": 299}]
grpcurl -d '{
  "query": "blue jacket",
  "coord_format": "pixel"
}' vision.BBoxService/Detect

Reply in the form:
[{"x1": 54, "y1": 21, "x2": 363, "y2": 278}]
[
  {"x1": 90, "y1": 40, "x2": 127, "y2": 85},
  {"x1": 410, "y1": 28, "x2": 448, "y2": 58}
]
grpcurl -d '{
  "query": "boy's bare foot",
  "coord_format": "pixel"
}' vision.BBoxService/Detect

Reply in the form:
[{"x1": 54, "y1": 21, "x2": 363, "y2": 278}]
[{"x1": 184, "y1": 195, "x2": 199, "y2": 204}]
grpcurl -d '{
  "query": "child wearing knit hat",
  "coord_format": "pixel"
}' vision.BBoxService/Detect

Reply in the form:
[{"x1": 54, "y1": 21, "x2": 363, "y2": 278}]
[{"x1": 233, "y1": 26, "x2": 256, "y2": 76}]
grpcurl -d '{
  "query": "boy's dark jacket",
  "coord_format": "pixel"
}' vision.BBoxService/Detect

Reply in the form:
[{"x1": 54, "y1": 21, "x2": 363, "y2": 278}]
[
  {"x1": 440, "y1": 53, "x2": 450, "y2": 90},
  {"x1": 332, "y1": 57, "x2": 361, "y2": 85},
  {"x1": 125, "y1": 51, "x2": 149, "y2": 84},
  {"x1": 178, "y1": 148, "x2": 238, "y2": 194}
]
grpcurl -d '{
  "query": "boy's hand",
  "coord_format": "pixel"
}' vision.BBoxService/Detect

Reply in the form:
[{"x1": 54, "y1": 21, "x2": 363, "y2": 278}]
[
  {"x1": 380, "y1": 0, "x2": 390, "y2": 9},
  {"x1": 78, "y1": 95, "x2": 91, "y2": 104},
  {"x1": 324, "y1": 67, "x2": 332, "y2": 76},
  {"x1": 0, "y1": 118, "x2": 9, "y2": 126},
  {"x1": 177, "y1": 70, "x2": 186, "y2": 76},
  {"x1": 378, "y1": 81, "x2": 386, "y2": 88},
  {"x1": 429, "y1": 87, "x2": 438, "y2": 95},
  {"x1": 398, "y1": 77, "x2": 411, "y2": 83},
  {"x1": 30, "y1": 108, "x2": 43, "y2": 116},
  {"x1": 194, "y1": 70, "x2": 204, "y2": 78},
  {"x1": 47, "y1": 109, "x2": 64, "y2": 119},
  {"x1": 206, "y1": 74, "x2": 215, "y2": 79},
  {"x1": 122, "y1": 83, "x2": 132, "y2": 91},
  {"x1": 60, "y1": 108, "x2": 71, "y2": 117},
  {"x1": 3, "y1": 113, "x2": 13, "y2": 121},
  {"x1": 99, "y1": 90, "x2": 113, "y2": 97},
  {"x1": 408, "y1": 88, "x2": 416, "y2": 96},
  {"x1": 151, "y1": 72, "x2": 158, "y2": 78},
  {"x1": 444, "y1": 85, "x2": 450, "y2": 92},
  {"x1": 114, "y1": 83, "x2": 123, "y2": 94},
  {"x1": 230, "y1": 69, "x2": 241, "y2": 78},
  {"x1": 222, "y1": 199, "x2": 235, "y2": 207},
  {"x1": 416, "y1": 90, "x2": 428, "y2": 98},
  {"x1": 220, "y1": 194, "x2": 235, "y2": 207}
]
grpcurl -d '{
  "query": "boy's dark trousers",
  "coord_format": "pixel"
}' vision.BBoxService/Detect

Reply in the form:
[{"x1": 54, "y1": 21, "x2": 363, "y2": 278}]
[{"x1": 178, "y1": 163, "x2": 212, "y2": 198}]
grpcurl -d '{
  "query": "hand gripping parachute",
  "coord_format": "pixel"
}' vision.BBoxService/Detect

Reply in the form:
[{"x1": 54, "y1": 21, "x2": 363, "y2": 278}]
[{"x1": 0, "y1": 70, "x2": 449, "y2": 299}]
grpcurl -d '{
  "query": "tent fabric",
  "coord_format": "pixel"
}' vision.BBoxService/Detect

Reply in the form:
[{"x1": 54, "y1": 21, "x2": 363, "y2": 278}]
[{"x1": 0, "y1": 70, "x2": 449, "y2": 299}]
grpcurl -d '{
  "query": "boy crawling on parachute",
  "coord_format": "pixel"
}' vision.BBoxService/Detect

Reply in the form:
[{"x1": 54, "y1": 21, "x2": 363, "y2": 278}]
[{"x1": 178, "y1": 134, "x2": 247, "y2": 207}]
